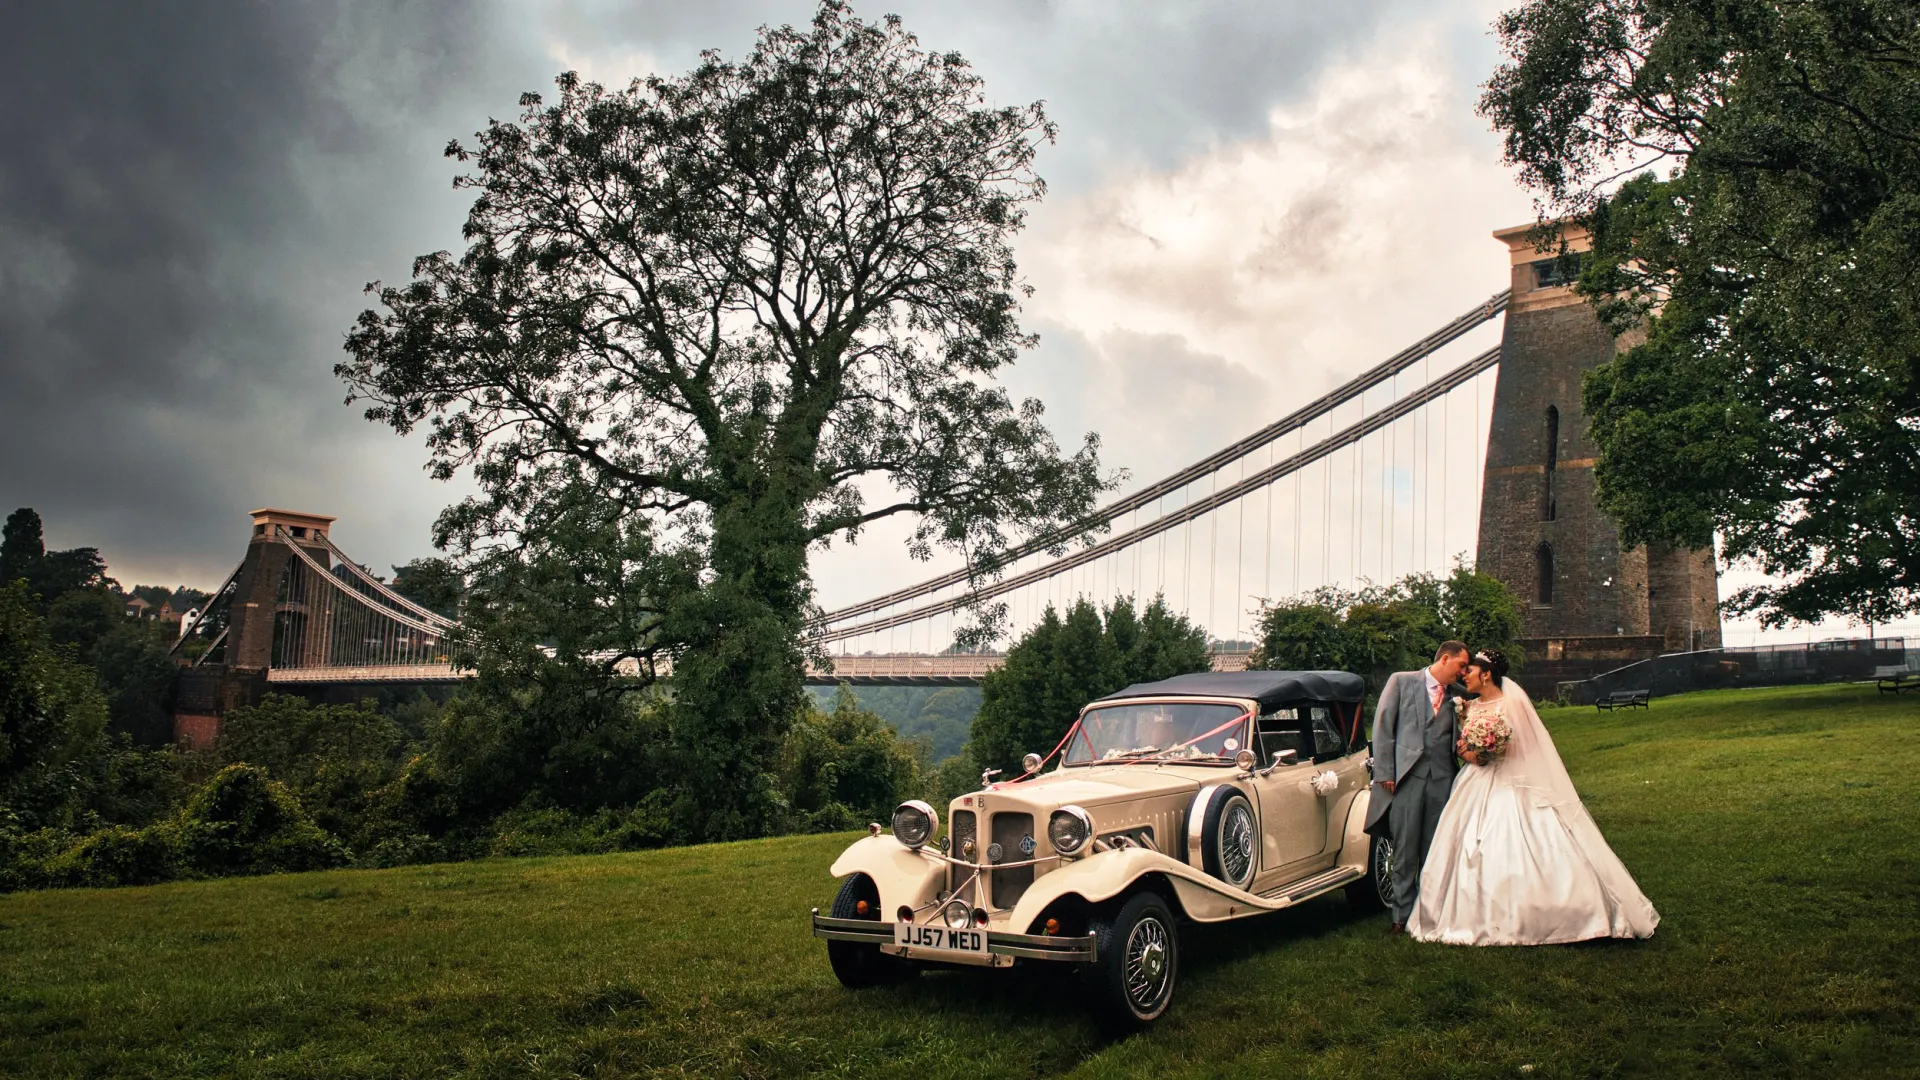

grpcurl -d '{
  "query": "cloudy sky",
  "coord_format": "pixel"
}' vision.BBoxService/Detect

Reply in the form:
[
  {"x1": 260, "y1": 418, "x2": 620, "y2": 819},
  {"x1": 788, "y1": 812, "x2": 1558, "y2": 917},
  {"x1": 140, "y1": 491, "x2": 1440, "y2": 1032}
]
[{"x1": 0, "y1": 0, "x2": 1878, "y2": 646}]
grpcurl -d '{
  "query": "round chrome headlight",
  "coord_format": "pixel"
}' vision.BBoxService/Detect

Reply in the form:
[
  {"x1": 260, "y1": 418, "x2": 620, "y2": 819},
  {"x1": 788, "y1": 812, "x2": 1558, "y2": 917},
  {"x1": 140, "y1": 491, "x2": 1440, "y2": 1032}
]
[
  {"x1": 891, "y1": 800, "x2": 939, "y2": 849},
  {"x1": 1048, "y1": 805, "x2": 1093, "y2": 855},
  {"x1": 943, "y1": 899, "x2": 971, "y2": 929},
  {"x1": 1021, "y1": 752, "x2": 1045, "y2": 774}
]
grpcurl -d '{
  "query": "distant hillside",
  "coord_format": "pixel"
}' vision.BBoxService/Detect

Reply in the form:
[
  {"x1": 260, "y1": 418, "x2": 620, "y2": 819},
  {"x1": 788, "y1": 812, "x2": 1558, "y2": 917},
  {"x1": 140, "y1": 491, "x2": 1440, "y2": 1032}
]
[{"x1": 807, "y1": 684, "x2": 980, "y2": 763}]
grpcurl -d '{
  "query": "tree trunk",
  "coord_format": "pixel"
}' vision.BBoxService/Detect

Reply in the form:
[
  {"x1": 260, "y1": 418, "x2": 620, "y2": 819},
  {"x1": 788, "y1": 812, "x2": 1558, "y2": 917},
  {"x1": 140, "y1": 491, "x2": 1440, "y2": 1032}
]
[{"x1": 664, "y1": 469, "x2": 813, "y2": 841}]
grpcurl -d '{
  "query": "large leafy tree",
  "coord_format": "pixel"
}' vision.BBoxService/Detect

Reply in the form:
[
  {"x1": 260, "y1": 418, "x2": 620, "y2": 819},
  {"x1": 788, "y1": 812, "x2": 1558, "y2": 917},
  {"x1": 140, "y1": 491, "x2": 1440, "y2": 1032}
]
[
  {"x1": 1481, "y1": 0, "x2": 1920, "y2": 626},
  {"x1": 339, "y1": 4, "x2": 1106, "y2": 840}
]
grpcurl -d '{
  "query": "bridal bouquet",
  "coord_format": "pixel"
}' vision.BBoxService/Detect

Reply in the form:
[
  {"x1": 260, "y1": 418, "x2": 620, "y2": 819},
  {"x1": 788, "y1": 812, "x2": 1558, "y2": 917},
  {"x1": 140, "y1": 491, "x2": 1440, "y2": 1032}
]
[{"x1": 1459, "y1": 709, "x2": 1512, "y2": 763}]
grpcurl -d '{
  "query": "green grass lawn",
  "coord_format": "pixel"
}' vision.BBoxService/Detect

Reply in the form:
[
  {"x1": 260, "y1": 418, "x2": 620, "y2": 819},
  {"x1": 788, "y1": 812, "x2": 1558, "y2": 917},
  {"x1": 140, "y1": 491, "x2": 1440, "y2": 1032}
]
[{"x1": 3, "y1": 683, "x2": 1917, "y2": 1079}]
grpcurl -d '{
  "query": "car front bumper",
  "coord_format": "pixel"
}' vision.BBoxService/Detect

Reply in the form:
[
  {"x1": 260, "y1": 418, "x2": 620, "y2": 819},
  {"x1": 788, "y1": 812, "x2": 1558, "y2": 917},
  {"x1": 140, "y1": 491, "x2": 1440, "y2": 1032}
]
[{"x1": 810, "y1": 910, "x2": 1098, "y2": 965}]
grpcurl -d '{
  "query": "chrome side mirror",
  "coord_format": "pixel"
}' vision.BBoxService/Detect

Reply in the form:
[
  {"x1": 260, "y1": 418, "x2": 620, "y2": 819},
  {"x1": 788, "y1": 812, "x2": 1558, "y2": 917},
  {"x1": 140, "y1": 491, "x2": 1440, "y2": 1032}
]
[{"x1": 1258, "y1": 748, "x2": 1298, "y2": 776}]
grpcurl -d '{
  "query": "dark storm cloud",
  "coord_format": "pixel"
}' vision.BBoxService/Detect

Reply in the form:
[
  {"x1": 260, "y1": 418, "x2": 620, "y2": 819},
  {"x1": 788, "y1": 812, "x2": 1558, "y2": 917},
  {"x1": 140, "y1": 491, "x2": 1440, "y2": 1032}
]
[
  {"x1": 0, "y1": 1, "x2": 548, "y2": 584},
  {"x1": 0, "y1": 0, "x2": 1426, "y2": 588}
]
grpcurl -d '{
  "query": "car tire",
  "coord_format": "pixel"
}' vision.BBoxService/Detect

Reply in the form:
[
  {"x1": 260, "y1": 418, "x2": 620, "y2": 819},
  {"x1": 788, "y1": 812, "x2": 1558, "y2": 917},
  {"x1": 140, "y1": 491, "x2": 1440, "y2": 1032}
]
[
  {"x1": 1346, "y1": 832, "x2": 1393, "y2": 912},
  {"x1": 1197, "y1": 789, "x2": 1258, "y2": 891},
  {"x1": 1087, "y1": 891, "x2": 1180, "y2": 1030},
  {"x1": 826, "y1": 875, "x2": 917, "y2": 989}
]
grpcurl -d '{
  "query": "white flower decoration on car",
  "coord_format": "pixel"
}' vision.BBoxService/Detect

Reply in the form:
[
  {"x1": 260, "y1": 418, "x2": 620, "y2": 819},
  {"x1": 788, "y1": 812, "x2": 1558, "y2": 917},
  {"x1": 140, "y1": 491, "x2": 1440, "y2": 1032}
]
[{"x1": 1309, "y1": 769, "x2": 1340, "y2": 796}]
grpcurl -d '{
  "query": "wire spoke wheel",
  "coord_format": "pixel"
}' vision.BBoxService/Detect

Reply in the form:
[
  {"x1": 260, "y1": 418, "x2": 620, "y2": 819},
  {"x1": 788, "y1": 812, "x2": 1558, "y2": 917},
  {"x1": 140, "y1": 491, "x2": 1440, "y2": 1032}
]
[
  {"x1": 1372, "y1": 834, "x2": 1394, "y2": 908},
  {"x1": 1220, "y1": 801, "x2": 1255, "y2": 885},
  {"x1": 1091, "y1": 892, "x2": 1179, "y2": 1029},
  {"x1": 1123, "y1": 916, "x2": 1172, "y2": 1012}
]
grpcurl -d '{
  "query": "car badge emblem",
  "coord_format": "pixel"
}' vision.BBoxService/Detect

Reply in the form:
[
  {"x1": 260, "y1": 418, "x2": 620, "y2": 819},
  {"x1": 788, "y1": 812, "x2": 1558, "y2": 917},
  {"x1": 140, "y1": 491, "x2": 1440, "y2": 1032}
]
[
  {"x1": 987, "y1": 842, "x2": 1004, "y2": 864},
  {"x1": 1018, "y1": 834, "x2": 1036, "y2": 856}
]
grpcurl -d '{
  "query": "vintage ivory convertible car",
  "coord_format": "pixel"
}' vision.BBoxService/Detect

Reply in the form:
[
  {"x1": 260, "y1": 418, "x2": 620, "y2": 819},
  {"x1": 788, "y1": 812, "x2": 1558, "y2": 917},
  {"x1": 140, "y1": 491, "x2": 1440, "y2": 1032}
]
[{"x1": 809, "y1": 670, "x2": 1391, "y2": 1026}]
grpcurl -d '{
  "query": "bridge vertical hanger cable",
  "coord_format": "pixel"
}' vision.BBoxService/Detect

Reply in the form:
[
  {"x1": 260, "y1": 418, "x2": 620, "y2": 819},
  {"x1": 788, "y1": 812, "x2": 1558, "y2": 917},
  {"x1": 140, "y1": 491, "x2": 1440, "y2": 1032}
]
[
  {"x1": 1182, "y1": 497, "x2": 1192, "y2": 617},
  {"x1": 1321, "y1": 420, "x2": 1331, "y2": 588},
  {"x1": 1207, "y1": 472, "x2": 1218, "y2": 636},
  {"x1": 1291, "y1": 431, "x2": 1300, "y2": 598},
  {"x1": 1422, "y1": 345, "x2": 1433, "y2": 573},
  {"x1": 1234, "y1": 457, "x2": 1245, "y2": 645},
  {"x1": 1263, "y1": 440, "x2": 1274, "y2": 607},
  {"x1": 1380, "y1": 372, "x2": 1391, "y2": 584}
]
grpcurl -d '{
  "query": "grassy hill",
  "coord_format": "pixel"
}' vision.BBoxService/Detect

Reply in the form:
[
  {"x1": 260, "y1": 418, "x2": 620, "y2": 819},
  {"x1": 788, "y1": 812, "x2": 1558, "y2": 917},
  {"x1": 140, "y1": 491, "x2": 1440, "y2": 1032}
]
[{"x1": 3, "y1": 683, "x2": 1916, "y2": 1078}]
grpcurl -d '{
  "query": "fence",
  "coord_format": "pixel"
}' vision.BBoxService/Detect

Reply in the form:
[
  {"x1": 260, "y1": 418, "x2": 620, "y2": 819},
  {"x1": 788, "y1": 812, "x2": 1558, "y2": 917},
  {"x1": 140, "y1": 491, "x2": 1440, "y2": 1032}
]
[{"x1": 1557, "y1": 637, "x2": 1913, "y2": 705}]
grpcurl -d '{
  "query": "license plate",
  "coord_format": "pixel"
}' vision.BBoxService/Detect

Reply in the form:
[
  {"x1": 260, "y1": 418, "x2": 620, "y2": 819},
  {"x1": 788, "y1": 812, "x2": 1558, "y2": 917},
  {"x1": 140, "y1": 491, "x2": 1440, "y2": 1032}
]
[{"x1": 893, "y1": 921, "x2": 987, "y2": 956}]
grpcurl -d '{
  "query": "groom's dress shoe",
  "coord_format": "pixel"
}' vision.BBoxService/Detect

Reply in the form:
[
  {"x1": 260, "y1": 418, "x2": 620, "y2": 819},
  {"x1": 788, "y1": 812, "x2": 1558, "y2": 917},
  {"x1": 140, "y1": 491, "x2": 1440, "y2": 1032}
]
[{"x1": 1389, "y1": 922, "x2": 1406, "y2": 935}]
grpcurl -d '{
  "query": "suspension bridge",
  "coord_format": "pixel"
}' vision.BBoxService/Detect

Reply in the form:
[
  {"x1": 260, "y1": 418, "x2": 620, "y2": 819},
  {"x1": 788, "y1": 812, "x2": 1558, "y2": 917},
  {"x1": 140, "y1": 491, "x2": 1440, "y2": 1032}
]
[{"x1": 169, "y1": 223, "x2": 1724, "y2": 741}]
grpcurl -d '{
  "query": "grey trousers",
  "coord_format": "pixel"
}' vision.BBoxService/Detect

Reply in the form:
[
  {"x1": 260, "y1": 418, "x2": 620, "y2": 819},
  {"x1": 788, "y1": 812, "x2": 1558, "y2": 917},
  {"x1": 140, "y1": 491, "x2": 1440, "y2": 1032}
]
[{"x1": 1388, "y1": 761, "x2": 1453, "y2": 924}]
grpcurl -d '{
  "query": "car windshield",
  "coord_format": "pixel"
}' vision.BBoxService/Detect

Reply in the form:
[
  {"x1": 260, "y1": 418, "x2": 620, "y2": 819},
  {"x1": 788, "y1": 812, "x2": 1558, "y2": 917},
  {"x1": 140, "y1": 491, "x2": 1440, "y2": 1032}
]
[{"x1": 1064, "y1": 701, "x2": 1249, "y2": 765}]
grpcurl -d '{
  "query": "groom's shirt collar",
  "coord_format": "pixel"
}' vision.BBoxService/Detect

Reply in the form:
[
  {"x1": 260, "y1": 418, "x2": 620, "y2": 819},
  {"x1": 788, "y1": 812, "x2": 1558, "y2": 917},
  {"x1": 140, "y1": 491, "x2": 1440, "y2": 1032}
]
[{"x1": 1422, "y1": 667, "x2": 1441, "y2": 697}]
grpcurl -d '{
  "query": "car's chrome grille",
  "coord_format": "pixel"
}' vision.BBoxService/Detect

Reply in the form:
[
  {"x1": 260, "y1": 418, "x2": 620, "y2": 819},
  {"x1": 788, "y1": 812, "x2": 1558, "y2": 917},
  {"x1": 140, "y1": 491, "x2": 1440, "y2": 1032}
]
[
  {"x1": 949, "y1": 809, "x2": 976, "y2": 894},
  {"x1": 990, "y1": 812, "x2": 1035, "y2": 908}
]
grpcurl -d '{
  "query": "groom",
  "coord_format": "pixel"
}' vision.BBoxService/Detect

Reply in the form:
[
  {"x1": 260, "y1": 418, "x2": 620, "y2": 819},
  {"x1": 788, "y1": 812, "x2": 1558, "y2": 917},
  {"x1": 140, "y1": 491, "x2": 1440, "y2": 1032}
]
[{"x1": 1367, "y1": 640, "x2": 1472, "y2": 933}]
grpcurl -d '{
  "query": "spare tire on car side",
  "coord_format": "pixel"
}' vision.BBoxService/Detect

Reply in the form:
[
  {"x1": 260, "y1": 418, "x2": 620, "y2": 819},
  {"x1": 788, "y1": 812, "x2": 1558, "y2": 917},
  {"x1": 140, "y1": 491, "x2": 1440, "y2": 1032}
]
[{"x1": 1186, "y1": 785, "x2": 1257, "y2": 892}]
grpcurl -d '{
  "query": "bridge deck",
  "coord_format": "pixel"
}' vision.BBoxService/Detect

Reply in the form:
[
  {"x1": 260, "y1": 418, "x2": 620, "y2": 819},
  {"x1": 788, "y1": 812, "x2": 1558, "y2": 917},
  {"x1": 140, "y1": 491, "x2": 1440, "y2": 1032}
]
[{"x1": 265, "y1": 651, "x2": 1254, "y2": 686}]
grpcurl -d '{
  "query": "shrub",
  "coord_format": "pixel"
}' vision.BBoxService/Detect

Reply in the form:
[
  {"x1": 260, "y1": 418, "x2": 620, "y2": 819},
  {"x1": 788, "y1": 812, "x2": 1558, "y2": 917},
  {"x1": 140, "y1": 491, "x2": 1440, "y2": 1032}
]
[
  {"x1": 173, "y1": 764, "x2": 349, "y2": 877},
  {"x1": 779, "y1": 692, "x2": 922, "y2": 829},
  {"x1": 487, "y1": 796, "x2": 676, "y2": 858},
  {"x1": 52, "y1": 824, "x2": 177, "y2": 887},
  {"x1": 799, "y1": 802, "x2": 859, "y2": 834},
  {"x1": 0, "y1": 815, "x2": 65, "y2": 892}
]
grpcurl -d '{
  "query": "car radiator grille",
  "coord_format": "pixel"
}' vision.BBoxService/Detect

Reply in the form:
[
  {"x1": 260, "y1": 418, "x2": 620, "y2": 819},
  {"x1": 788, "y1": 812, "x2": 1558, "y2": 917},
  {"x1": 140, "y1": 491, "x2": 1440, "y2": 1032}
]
[
  {"x1": 949, "y1": 810, "x2": 976, "y2": 895},
  {"x1": 990, "y1": 812, "x2": 1035, "y2": 909}
]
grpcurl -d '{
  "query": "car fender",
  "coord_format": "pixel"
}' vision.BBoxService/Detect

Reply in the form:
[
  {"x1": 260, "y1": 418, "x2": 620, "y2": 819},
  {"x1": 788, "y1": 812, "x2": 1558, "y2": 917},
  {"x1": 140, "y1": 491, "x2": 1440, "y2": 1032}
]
[
  {"x1": 828, "y1": 835, "x2": 945, "y2": 915},
  {"x1": 1007, "y1": 846, "x2": 1275, "y2": 928},
  {"x1": 1334, "y1": 784, "x2": 1373, "y2": 874}
]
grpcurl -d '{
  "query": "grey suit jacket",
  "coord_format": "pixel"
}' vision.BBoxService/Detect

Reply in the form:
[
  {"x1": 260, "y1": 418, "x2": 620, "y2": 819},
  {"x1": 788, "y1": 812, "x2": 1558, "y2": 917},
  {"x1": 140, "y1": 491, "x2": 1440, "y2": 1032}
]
[{"x1": 1363, "y1": 669, "x2": 1463, "y2": 835}]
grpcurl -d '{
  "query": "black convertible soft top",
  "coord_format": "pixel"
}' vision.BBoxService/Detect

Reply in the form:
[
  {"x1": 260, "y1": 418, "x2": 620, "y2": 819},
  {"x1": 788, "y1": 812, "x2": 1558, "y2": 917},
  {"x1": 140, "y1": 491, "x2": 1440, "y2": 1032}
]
[{"x1": 1092, "y1": 670, "x2": 1366, "y2": 709}]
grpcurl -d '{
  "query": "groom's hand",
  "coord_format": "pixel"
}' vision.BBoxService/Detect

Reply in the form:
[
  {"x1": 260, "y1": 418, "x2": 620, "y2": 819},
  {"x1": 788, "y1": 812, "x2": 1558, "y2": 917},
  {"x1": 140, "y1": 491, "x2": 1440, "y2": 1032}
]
[{"x1": 1376, "y1": 780, "x2": 1396, "y2": 794}]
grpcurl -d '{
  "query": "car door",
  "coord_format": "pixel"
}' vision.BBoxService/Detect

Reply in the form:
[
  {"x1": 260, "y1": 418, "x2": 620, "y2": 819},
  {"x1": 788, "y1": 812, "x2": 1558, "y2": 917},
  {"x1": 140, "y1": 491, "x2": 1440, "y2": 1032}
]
[
  {"x1": 1246, "y1": 706, "x2": 1332, "y2": 894},
  {"x1": 1305, "y1": 703, "x2": 1370, "y2": 857}
]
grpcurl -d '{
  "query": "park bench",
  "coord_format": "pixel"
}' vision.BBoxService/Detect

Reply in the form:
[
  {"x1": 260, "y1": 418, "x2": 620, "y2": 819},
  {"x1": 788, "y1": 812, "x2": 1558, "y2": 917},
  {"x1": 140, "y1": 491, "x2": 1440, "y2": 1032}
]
[
  {"x1": 1875, "y1": 668, "x2": 1919, "y2": 695},
  {"x1": 1595, "y1": 689, "x2": 1651, "y2": 711}
]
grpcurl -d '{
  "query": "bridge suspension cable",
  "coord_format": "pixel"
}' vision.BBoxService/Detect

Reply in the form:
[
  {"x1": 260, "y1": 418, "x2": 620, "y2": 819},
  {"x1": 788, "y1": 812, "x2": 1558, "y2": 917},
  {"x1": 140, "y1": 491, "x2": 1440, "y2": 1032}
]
[
  {"x1": 812, "y1": 289, "x2": 1510, "y2": 627},
  {"x1": 817, "y1": 344, "x2": 1501, "y2": 643},
  {"x1": 314, "y1": 531, "x2": 459, "y2": 630},
  {"x1": 170, "y1": 558, "x2": 244, "y2": 664},
  {"x1": 270, "y1": 526, "x2": 459, "y2": 678}
]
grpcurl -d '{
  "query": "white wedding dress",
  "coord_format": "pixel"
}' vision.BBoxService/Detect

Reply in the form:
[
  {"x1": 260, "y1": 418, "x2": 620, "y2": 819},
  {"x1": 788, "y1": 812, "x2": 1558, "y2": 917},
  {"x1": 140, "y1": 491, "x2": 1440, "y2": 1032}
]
[{"x1": 1407, "y1": 678, "x2": 1660, "y2": 945}]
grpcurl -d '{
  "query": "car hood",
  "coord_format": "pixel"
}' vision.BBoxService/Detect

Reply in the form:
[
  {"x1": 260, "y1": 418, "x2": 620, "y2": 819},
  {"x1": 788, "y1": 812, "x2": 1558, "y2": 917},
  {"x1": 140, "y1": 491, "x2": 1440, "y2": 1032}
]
[{"x1": 964, "y1": 764, "x2": 1213, "y2": 814}]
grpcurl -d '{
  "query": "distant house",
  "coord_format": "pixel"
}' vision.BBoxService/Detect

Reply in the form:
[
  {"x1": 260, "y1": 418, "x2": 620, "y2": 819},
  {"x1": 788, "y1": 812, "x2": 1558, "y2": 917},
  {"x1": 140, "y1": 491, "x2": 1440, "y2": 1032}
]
[
  {"x1": 124, "y1": 595, "x2": 152, "y2": 619},
  {"x1": 156, "y1": 599, "x2": 183, "y2": 626}
]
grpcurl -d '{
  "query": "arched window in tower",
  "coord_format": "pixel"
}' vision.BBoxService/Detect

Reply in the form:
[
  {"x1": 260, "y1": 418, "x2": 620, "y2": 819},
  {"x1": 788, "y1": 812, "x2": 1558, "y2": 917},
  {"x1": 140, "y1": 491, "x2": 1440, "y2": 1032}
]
[
  {"x1": 1535, "y1": 542, "x2": 1555, "y2": 606},
  {"x1": 1542, "y1": 405, "x2": 1560, "y2": 522}
]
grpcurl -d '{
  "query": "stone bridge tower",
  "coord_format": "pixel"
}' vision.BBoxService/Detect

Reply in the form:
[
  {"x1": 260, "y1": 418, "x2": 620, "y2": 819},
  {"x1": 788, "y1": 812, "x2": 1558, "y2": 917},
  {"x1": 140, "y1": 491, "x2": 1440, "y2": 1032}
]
[
  {"x1": 1476, "y1": 222, "x2": 1721, "y2": 684},
  {"x1": 171, "y1": 508, "x2": 336, "y2": 746}
]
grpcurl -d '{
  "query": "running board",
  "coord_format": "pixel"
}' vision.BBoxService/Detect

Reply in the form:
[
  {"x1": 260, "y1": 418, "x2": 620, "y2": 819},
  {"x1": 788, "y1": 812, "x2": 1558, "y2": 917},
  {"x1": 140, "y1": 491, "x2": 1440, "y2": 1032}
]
[{"x1": 1258, "y1": 866, "x2": 1364, "y2": 905}]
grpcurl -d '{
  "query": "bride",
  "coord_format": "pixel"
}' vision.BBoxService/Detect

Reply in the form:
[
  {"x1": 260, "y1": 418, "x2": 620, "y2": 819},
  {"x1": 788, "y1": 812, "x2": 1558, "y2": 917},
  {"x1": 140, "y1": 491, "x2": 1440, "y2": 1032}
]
[{"x1": 1407, "y1": 649, "x2": 1660, "y2": 945}]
